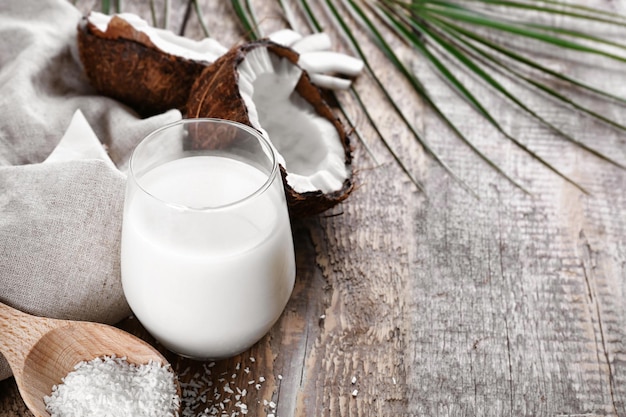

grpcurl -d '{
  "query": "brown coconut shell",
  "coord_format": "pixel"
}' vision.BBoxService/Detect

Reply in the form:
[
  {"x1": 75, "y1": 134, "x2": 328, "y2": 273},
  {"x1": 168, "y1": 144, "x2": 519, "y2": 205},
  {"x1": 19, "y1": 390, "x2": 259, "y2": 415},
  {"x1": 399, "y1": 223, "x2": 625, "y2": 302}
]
[
  {"x1": 186, "y1": 40, "x2": 354, "y2": 217},
  {"x1": 76, "y1": 14, "x2": 208, "y2": 117}
]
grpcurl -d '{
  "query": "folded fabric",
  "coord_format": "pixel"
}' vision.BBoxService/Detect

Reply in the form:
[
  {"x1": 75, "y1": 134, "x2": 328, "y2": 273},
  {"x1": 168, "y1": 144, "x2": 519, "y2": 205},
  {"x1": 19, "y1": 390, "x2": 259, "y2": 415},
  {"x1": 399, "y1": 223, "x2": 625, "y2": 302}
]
[
  {"x1": 0, "y1": 0, "x2": 181, "y2": 380},
  {"x1": 44, "y1": 110, "x2": 117, "y2": 169}
]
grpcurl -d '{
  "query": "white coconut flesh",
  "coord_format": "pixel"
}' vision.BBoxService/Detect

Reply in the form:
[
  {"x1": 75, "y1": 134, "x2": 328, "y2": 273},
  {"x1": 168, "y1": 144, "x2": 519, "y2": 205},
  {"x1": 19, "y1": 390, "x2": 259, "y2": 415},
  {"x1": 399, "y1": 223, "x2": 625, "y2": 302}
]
[
  {"x1": 87, "y1": 12, "x2": 227, "y2": 62},
  {"x1": 237, "y1": 47, "x2": 348, "y2": 194}
]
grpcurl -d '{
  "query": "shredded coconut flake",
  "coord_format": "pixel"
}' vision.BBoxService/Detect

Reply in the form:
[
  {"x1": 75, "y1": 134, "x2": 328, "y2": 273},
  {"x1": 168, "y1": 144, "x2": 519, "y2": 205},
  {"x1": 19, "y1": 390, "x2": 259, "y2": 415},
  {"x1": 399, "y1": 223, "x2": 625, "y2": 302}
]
[{"x1": 44, "y1": 355, "x2": 179, "y2": 417}]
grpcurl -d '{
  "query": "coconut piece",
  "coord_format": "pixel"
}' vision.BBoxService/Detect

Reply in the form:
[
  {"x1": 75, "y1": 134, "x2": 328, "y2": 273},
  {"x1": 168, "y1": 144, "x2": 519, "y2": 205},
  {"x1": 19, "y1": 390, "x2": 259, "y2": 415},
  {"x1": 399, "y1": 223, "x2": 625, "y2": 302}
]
[
  {"x1": 298, "y1": 52, "x2": 364, "y2": 78},
  {"x1": 186, "y1": 40, "x2": 353, "y2": 217},
  {"x1": 291, "y1": 33, "x2": 333, "y2": 53},
  {"x1": 268, "y1": 31, "x2": 361, "y2": 90},
  {"x1": 76, "y1": 12, "x2": 223, "y2": 116},
  {"x1": 267, "y1": 29, "x2": 304, "y2": 48}
]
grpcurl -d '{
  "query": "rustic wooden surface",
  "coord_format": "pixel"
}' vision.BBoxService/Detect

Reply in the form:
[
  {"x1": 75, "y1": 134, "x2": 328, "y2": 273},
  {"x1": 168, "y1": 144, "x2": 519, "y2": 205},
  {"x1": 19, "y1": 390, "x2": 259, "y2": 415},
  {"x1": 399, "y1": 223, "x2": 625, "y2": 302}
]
[{"x1": 2, "y1": 0, "x2": 626, "y2": 416}]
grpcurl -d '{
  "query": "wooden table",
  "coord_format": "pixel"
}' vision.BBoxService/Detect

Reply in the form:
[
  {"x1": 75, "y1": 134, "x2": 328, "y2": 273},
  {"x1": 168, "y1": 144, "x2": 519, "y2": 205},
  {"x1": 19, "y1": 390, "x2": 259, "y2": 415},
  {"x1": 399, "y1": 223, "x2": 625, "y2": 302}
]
[{"x1": 2, "y1": 1, "x2": 626, "y2": 415}]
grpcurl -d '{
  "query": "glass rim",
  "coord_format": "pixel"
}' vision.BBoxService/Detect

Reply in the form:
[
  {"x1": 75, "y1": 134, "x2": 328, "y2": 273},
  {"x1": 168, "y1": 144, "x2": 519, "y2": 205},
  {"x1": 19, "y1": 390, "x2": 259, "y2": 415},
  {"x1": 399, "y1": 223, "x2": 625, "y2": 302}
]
[{"x1": 128, "y1": 118, "x2": 279, "y2": 212}]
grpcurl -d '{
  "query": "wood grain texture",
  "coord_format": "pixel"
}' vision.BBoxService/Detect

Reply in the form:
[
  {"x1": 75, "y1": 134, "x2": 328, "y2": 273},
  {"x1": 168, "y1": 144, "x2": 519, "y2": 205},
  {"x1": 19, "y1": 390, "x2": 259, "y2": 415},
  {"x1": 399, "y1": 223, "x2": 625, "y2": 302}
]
[{"x1": 2, "y1": 0, "x2": 626, "y2": 416}]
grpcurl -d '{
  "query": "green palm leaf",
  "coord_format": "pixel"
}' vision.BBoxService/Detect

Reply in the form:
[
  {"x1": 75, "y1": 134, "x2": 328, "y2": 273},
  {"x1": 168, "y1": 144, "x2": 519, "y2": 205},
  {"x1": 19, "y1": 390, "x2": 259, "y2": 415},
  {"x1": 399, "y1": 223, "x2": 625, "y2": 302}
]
[
  {"x1": 405, "y1": 2, "x2": 626, "y2": 62},
  {"x1": 443, "y1": 0, "x2": 626, "y2": 26},
  {"x1": 339, "y1": 0, "x2": 626, "y2": 192},
  {"x1": 386, "y1": 3, "x2": 593, "y2": 192},
  {"x1": 383, "y1": 1, "x2": 626, "y2": 175},
  {"x1": 429, "y1": 17, "x2": 626, "y2": 106},
  {"x1": 429, "y1": 17, "x2": 626, "y2": 165},
  {"x1": 231, "y1": 0, "x2": 260, "y2": 40}
]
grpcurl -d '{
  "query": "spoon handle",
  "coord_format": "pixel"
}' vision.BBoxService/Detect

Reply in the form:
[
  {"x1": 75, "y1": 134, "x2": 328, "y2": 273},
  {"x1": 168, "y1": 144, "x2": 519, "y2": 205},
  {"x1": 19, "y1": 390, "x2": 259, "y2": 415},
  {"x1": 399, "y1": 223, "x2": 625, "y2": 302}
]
[{"x1": 0, "y1": 302, "x2": 59, "y2": 375}]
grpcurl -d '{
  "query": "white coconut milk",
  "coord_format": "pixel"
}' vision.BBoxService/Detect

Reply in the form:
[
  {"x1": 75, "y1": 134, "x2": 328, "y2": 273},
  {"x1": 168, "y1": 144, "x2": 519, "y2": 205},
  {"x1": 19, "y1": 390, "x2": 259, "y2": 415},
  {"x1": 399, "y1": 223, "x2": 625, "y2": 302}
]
[{"x1": 121, "y1": 156, "x2": 295, "y2": 359}]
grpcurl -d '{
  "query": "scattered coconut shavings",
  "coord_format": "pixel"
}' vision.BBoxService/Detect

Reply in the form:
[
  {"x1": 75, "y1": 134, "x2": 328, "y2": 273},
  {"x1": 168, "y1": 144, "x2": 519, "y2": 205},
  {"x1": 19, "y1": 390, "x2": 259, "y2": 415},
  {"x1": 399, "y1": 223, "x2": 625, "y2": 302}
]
[
  {"x1": 44, "y1": 355, "x2": 179, "y2": 417},
  {"x1": 178, "y1": 358, "x2": 284, "y2": 417}
]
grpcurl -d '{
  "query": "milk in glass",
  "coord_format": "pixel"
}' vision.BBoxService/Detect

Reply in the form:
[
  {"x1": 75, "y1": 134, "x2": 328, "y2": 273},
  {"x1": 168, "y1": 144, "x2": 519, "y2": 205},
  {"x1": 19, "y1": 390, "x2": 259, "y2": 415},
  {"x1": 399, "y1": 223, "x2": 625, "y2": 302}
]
[{"x1": 122, "y1": 154, "x2": 295, "y2": 359}]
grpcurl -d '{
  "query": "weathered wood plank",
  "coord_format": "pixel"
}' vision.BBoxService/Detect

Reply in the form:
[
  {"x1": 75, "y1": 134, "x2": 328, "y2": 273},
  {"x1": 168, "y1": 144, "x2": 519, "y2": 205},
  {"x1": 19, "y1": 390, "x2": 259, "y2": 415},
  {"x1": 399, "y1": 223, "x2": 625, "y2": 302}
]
[{"x1": 1, "y1": 0, "x2": 626, "y2": 416}]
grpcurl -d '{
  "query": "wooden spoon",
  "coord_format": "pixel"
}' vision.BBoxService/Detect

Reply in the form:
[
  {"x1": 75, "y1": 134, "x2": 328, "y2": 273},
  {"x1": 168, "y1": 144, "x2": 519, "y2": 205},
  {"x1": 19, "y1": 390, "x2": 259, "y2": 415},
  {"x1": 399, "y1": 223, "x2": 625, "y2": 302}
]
[{"x1": 0, "y1": 301, "x2": 180, "y2": 417}]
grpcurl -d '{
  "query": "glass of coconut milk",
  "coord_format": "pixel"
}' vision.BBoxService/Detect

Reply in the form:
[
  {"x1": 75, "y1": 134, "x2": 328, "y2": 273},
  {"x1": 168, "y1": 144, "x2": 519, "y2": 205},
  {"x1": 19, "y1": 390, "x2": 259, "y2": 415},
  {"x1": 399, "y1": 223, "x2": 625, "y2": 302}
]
[{"x1": 121, "y1": 118, "x2": 296, "y2": 359}]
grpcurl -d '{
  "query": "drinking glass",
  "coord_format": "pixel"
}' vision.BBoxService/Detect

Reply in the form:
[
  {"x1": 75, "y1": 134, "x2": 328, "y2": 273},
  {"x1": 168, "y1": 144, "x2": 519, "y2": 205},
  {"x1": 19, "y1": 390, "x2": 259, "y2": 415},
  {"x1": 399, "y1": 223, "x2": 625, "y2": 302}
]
[{"x1": 121, "y1": 118, "x2": 296, "y2": 359}]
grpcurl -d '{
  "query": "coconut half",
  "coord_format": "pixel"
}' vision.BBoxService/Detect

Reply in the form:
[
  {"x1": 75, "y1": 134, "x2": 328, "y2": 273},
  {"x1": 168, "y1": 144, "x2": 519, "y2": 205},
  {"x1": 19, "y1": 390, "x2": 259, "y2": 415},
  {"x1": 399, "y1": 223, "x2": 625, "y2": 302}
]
[
  {"x1": 186, "y1": 40, "x2": 354, "y2": 217},
  {"x1": 77, "y1": 12, "x2": 225, "y2": 116}
]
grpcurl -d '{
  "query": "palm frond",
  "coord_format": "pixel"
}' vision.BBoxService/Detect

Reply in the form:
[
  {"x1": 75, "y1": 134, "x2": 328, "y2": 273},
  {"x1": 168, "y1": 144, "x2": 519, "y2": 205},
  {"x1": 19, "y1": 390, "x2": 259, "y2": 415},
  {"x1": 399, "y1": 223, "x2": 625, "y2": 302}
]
[
  {"x1": 430, "y1": 17, "x2": 626, "y2": 167},
  {"x1": 149, "y1": 0, "x2": 158, "y2": 28},
  {"x1": 231, "y1": 0, "x2": 261, "y2": 40},
  {"x1": 191, "y1": 0, "x2": 211, "y2": 37},
  {"x1": 390, "y1": 5, "x2": 596, "y2": 190},
  {"x1": 332, "y1": 0, "x2": 480, "y2": 196},
  {"x1": 277, "y1": 0, "x2": 299, "y2": 31},
  {"x1": 428, "y1": 17, "x2": 626, "y2": 106},
  {"x1": 375, "y1": 3, "x2": 533, "y2": 192},
  {"x1": 162, "y1": 0, "x2": 170, "y2": 29},
  {"x1": 336, "y1": 91, "x2": 382, "y2": 167},
  {"x1": 341, "y1": 0, "x2": 626, "y2": 192},
  {"x1": 447, "y1": 0, "x2": 626, "y2": 27},
  {"x1": 101, "y1": 0, "x2": 110, "y2": 13},
  {"x1": 406, "y1": 2, "x2": 626, "y2": 62}
]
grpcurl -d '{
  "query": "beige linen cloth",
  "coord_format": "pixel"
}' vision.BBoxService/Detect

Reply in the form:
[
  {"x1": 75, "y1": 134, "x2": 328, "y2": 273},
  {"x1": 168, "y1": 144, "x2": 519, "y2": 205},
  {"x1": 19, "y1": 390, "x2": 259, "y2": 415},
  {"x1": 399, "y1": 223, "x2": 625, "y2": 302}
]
[{"x1": 0, "y1": 0, "x2": 181, "y2": 380}]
